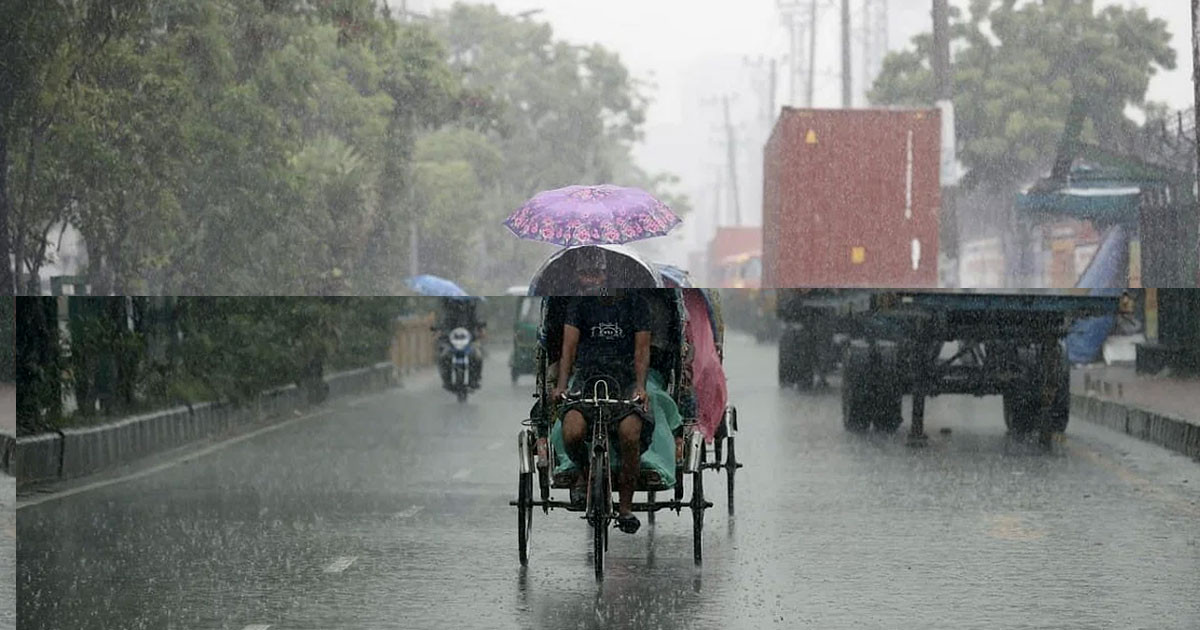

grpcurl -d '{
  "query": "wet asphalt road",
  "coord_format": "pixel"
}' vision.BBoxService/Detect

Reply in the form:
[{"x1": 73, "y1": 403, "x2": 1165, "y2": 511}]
[{"x1": 16, "y1": 333, "x2": 1200, "y2": 629}]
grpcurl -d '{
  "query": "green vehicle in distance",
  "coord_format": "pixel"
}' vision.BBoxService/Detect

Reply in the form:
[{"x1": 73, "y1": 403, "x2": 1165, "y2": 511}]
[{"x1": 508, "y1": 287, "x2": 541, "y2": 384}]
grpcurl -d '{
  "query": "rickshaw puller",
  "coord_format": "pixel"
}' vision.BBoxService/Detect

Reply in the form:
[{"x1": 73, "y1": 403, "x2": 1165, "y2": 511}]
[{"x1": 551, "y1": 293, "x2": 654, "y2": 535}]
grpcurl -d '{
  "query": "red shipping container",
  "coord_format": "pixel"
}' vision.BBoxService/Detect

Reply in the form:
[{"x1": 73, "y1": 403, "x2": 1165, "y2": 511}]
[{"x1": 763, "y1": 108, "x2": 941, "y2": 288}]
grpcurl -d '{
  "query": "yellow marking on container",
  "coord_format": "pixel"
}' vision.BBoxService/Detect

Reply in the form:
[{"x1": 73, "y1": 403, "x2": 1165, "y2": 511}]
[
  {"x1": 805, "y1": 130, "x2": 818, "y2": 144},
  {"x1": 851, "y1": 247, "x2": 866, "y2": 264}
]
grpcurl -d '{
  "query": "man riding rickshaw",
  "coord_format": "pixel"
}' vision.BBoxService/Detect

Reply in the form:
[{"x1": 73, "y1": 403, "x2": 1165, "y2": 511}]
[{"x1": 512, "y1": 245, "x2": 742, "y2": 579}]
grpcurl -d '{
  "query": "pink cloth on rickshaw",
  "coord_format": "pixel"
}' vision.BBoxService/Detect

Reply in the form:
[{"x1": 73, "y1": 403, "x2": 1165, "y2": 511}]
[{"x1": 684, "y1": 289, "x2": 727, "y2": 442}]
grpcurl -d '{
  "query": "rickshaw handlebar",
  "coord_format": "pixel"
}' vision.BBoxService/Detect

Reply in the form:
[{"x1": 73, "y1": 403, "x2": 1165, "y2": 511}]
[{"x1": 559, "y1": 394, "x2": 642, "y2": 405}]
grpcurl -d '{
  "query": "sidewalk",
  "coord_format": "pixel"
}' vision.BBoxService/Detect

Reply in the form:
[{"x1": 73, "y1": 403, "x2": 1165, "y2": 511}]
[{"x1": 1070, "y1": 364, "x2": 1200, "y2": 460}]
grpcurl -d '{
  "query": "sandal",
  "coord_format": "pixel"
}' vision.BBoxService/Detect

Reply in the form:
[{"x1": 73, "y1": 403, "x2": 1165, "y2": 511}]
[{"x1": 616, "y1": 513, "x2": 640, "y2": 534}]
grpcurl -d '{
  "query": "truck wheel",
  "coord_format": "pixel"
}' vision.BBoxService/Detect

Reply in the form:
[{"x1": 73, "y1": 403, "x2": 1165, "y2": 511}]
[
  {"x1": 1003, "y1": 393, "x2": 1038, "y2": 435},
  {"x1": 778, "y1": 328, "x2": 799, "y2": 386},
  {"x1": 1047, "y1": 343, "x2": 1071, "y2": 433},
  {"x1": 871, "y1": 390, "x2": 904, "y2": 433},
  {"x1": 841, "y1": 345, "x2": 873, "y2": 433}
]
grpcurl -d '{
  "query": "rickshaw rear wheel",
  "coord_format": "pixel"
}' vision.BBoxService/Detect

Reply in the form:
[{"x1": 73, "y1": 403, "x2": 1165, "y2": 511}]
[
  {"x1": 725, "y1": 435, "x2": 737, "y2": 515},
  {"x1": 647, "y1": 491, "x2": 656, "y2": 525},
  {"x1": 691, "y1": 468, "x2": 705, "y2": 565},
  {"x1": 518, "y1": 472, "x2": 533, "y2": 565}
]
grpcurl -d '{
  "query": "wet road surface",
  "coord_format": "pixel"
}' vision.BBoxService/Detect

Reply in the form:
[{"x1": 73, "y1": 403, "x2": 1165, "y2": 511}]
[{"x1": 17, "y1": 334, "x2": 1200, "y2": 629}]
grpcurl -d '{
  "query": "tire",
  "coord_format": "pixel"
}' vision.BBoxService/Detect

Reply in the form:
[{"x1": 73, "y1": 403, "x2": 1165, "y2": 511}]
[
  {"x1": 777, "y1": 326, "x2": 796, "y2": 386},
  {"x1": 1005, "y1": 343, "x2": 1070, "y2": 436},
  {"x1": 591, "y1": 453, "x2": 608, "y2": 581},
  {"x1": 691, "y1": 469, "x2": 704, "y2": 565},
  {"x1": 725, "y1": 435, "x2": 737, "y2": 515},
  {"x1": 518, "y1": 472, "x2": 532, "y2": 565},
  {"x1": 841, "y1": 346, "x2": 873, "y2": 433},
  {"x1": 647, "y1": 491, "x2": 656, "y2": 526},
  {"x1": 1003, "y1": 392, "x2": 1038, "y2": 435},
  {"x1": 511, "y1": 367, "x2": 519, "y2": 385},
  {"x1": 842, "y1": 344, "x2": 901, "y2": 433},
  {"x1": 871, "y1": 393, "x2": 904, "y2": 433}
]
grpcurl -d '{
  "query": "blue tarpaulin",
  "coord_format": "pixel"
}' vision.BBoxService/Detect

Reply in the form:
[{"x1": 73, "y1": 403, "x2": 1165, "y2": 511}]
[{"x1": 1066, "y1": 225, "x2": 1127, "y2": 364}]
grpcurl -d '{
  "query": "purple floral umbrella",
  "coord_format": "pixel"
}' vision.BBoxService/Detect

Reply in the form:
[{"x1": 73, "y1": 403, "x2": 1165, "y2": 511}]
[{"x1": 503, "y1": 184, "x2": 682, "y2": 246}]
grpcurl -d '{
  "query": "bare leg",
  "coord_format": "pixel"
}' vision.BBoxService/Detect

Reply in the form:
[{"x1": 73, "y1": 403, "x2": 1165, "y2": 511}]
[
  {"x1": 617, "y1": 414, "x2": 643, "y2": 515},
  {"x1": 562, "y1": 409, "x2": 588, "y2": 479}
]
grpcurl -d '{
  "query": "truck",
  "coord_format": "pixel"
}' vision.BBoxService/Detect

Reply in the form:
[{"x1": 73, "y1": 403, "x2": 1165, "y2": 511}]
[
  {"x1": 776, "y1": 289, "x2": 1118, "y2": 444},
  {"x1": 762, "y1": 108, "x2": 942, "y2": 288}
]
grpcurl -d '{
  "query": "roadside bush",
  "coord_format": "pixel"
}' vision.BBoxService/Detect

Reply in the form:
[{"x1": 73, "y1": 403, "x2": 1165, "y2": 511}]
[{"x1": 15, "y1": 296, "x2": 429, "y2": 434}]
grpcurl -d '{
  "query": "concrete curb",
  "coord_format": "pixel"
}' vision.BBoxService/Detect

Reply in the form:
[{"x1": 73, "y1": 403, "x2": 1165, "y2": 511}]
[
  {"x1": 1071, "y1": 394, "x2": 1200, "y2": 460},
  {"x1": 12, "y1": 361, "x2": 399, "y2": 483}
]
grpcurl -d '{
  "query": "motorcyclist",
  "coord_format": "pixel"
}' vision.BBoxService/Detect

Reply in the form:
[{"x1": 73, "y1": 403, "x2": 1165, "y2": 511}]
[
  {"x1": 550, "y1": 291, "x2": 654, "y2": 535},
  {"x1": 435, "y1": 297, "x2": 486, "y2": 390}
]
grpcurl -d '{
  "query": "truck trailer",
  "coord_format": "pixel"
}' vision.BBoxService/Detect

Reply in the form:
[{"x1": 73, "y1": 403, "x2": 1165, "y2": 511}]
[
  {"x1": 776, "y1": 289, "x2": 1118, "y2": 444},
  {"x1": 763, "y1": 108, "x2": 942, "y2": 288}
]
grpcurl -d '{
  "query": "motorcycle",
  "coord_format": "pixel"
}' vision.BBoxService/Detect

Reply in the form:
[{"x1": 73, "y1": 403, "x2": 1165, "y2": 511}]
[{"x1": 440, "y1": 326, "x2": 478, "y2": 403}]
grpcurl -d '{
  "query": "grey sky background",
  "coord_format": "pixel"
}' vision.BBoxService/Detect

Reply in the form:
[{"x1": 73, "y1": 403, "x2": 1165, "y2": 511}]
[{"x1": 405, "y1": 0, "x2": 1193, "y2": 266}]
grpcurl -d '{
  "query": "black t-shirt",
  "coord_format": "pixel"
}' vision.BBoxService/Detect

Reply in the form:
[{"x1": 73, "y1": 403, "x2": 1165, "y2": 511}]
[{"x1": 564, "y1": 294, "x2": 651, "y2": 381}]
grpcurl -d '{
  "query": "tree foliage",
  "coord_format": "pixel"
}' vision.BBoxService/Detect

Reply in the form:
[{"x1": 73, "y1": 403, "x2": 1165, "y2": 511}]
[
  {"x1": 3, "y1": 1, "x2": 684, "y2": 294},
  {"x1": 870, "y1": 0, "x2": 1176, "y2": 190}
]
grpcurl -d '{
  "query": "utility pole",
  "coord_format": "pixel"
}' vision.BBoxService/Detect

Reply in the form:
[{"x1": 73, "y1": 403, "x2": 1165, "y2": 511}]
[
  {"x1": 932, "y1": 0, "x2": 959, "y2": 287},
  {"x1": 862, "y1": 0, "x2": 888, "y2": 103},
  {"x1": 932, "y1": 0, "x2": 951, "y2": 102},
  {"x1": 841, "y1": 0, "x2": 852, "y2": 107},
  {"x1": 722, "y1": 96, "x2": 743, "y2": 225},
  {"x1": 1193, "y1": 0, "x2": 1199, "y2": 208},
  {"x1": 769, "y1": 58, "x2": 778, "y2": 123},
  {"x1": 807, "y1": 0, "x2": 818, "y2": 106}
]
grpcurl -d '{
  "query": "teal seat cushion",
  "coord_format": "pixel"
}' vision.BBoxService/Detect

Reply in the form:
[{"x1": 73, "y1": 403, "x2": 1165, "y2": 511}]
[{"x1": 549, "y1": 369, "x2": 681, "y2": 488}]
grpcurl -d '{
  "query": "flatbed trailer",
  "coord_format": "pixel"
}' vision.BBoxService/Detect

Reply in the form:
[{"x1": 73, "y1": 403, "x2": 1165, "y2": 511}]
[{"x1": 777, "y1": 290, "x2": 1119, "y2": 444}]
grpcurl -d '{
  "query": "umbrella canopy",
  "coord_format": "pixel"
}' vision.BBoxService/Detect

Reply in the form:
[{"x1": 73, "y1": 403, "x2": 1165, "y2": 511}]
[
  {"x1": 406, "y1": 275, "x2": 468, "y2": 297},
  {"x1": 504, "y1": 184, "x2": 681, "y2": 246}
]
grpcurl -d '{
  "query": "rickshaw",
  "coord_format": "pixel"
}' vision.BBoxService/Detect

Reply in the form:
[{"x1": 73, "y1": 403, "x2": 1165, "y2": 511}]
[
  {"x1": 506, "y1": 286, "x2": 540, "y2": 384},
  {"x1": 512, "y1": 246, "x2": 742, "y2": 579},
  {"x1": 524, "y1": 244, "x2": 664, "y2": 293}
]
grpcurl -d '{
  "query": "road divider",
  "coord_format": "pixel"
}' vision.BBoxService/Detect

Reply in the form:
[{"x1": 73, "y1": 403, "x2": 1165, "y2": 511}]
[{"x1": 13, "y1": 361, "x2": 404, "y2": 485}]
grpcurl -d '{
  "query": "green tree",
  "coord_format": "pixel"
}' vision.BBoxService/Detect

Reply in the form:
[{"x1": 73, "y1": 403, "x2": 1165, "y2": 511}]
[
  {"x1": 870, "y1": 0, "x2": 1176, "y2": 189},
  {"x1": 427, "y1": 4, "x2": 689, "y2": 291}
]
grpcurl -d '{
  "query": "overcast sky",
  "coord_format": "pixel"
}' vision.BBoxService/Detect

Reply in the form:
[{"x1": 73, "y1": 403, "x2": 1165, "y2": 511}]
[{"x1": 410, "y1": 0, "x2": 1194, "y2": 264}]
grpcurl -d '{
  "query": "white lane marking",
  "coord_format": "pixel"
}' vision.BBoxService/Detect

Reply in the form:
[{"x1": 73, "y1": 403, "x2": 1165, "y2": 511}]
[
  {"x1": 323, "y1": 556, "x2": 358, "y2": 574},
  {"x1": 486, "y1": 441, "x2": 503, "y2": 451},
  {"x1": 451, "y1": 468, "x2": 471, "y2": 480},
  {"x1": 395, "y1": 505, "x2": 425, "y2": 519},
  {"x1": 243, "y1": 625, "x2": 272, "y2": 630},
  {"x1": 17, "y1": 409, "x2": 336, "y2": 510}
]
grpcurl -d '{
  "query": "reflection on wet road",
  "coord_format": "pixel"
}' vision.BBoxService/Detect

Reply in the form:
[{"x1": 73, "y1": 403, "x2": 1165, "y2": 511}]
[{"x1": 17, "y1": 334, "x2": 1200, "y2": 629}]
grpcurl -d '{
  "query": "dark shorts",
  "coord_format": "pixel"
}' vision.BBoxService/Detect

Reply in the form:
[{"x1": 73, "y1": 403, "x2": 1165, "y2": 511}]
[{"x1": 563, "y1": 374, "x2": 655, "y2": 454}]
